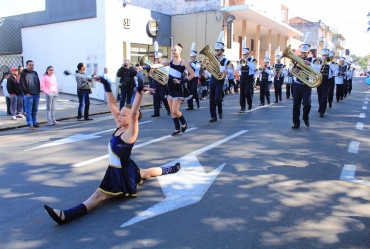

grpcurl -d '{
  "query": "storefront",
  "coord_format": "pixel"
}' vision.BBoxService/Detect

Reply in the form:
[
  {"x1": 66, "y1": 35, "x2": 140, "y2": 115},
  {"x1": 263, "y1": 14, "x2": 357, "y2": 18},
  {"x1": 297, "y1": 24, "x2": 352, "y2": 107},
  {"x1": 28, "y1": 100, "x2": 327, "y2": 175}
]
[{"x1": 7, "y1": 0, "x2": 171, "y2": 100}]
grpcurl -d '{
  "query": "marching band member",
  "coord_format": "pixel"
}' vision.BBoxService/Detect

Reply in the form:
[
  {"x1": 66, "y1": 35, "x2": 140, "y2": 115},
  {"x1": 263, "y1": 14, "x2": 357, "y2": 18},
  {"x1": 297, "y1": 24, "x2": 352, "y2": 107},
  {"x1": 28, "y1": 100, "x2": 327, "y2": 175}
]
[
  {"x1": 273, "y1": 48, "x2": 285, "y2": 103},
  {"x1": 145, "y1": 43, "x2": 195, "y2": 136},
  {"x1": 346, "y1": 58, "x2": 354, "y2": 95},
  {"x1": 209, "y1": 31, "x2": 230, "y2": 122},
  {"x1": 316, "y1": 40, "x2": 330, "y2": 117},
  {"x1": 327, "y1": 46, "x2": 337, "y2": 108},
  {"x1": 258, "y1": 51, "x2": 274, "y2": 106},
  {"x1": 336, "y1": 51, "x2": 347, "y2": 102},
  {"x1": 235, "y1": 38, "x2": 256, "y2": 113},
  {"x1": 283, "y1": 63, "x2": 293, "y2": 99},
  {"x1": 186, "y1": 42, "x2": 201, "y2": 110},
  {"x1": 292, "y1": 32, "x2": 313, "y2": 128},
  {"x1": 150, "y1": 42, "x2": 171, "y2": 117}
]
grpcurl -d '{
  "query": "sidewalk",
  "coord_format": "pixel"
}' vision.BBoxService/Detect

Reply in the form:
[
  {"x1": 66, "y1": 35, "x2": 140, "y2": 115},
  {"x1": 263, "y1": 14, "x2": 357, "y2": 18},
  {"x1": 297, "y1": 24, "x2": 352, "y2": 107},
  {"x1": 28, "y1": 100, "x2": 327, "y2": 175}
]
[{"x1": 0, "y1": 91, "x2": 153, "y2": 131}]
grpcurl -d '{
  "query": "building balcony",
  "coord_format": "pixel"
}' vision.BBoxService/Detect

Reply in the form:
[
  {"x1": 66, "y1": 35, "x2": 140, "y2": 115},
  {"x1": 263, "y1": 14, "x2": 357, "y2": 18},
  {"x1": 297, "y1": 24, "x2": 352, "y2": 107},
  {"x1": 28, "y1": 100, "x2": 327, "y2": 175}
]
[{"x1": 332, "y1": 40, "x2": 346, "y2": 50}]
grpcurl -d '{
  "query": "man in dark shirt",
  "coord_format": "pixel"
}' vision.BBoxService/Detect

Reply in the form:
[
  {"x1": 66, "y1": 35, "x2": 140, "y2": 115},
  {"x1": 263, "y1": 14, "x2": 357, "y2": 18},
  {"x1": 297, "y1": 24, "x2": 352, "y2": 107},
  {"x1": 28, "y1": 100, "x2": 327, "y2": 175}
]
[
  {"x1": 116, "y1": 59, "x2": 137, "y2": 109},
  {"x1": 7, "y1": 67, "x2": 24, "y2": 121},
  {"x1": 20, "y1": 60, "x2": 42, "y2": 130}
]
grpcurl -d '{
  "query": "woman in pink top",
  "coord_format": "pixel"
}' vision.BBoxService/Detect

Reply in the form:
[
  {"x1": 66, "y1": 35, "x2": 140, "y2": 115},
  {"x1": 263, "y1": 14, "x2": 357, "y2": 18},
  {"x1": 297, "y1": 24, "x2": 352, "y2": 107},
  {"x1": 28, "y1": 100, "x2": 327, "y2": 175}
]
[{"x1": 41, "y1": 66, "x2": 60, "y2": 125}]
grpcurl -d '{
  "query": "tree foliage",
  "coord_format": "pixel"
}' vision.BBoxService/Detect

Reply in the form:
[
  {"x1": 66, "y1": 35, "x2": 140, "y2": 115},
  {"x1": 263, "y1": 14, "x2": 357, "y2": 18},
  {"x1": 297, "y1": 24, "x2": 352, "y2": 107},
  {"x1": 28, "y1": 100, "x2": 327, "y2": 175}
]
[{"x1": 352, "y1": 54, "x2": 370, "y2": 70}]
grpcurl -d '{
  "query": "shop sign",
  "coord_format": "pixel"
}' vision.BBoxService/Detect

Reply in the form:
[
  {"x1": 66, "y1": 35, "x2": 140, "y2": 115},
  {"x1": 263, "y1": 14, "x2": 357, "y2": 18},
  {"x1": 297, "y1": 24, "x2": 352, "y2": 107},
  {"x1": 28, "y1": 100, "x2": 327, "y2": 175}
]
[
  {"x1": 123, "y1": 18, "x2": 131, "y2": 29},
  {"x1": 147, "y1": 19, "x2": 159, "y2": 37}
]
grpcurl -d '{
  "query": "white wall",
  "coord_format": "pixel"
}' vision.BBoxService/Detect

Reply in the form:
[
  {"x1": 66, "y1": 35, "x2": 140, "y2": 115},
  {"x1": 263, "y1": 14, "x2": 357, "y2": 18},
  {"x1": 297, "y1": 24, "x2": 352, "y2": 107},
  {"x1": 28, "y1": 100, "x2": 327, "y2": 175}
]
[{"x1": 21, "y1": 18, "x2": 105, "y2": 99}]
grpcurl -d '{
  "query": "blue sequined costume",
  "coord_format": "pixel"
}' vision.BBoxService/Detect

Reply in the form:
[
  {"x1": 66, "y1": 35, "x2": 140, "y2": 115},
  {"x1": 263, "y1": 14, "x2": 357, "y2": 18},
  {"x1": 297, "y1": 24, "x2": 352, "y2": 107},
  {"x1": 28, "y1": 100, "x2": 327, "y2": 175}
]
[{"x1": 98, "y1": 128, "x2": 142, "y2": 197}]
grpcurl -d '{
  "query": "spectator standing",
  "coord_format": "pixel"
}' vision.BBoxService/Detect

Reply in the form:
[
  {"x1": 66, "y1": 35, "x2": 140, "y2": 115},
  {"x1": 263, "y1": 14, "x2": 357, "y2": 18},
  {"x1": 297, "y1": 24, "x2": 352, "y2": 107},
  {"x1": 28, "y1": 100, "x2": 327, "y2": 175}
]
[
  {"x1": 20, "y1": 61, "x2": 42, "y2": 129},
  {"x1": 200, "y1": 69, "x2": 209, "y2": 99},
  {"x1": 41, "y1": 66, "x2": 60, "y2": 125},
  {"x1": 227, "y1": 64, "x2": 236, "y2": 94},
  {"x1": 7, "y1": 68, "x2": 24, "y2": 121},
  {"x1": 18, "y1": 66, "x2": 27, "y2": 116},
  {"x1": 117, "y1": 59, "x2": 137, "y2": 109},
  {"x1": 234, "y1": 65, "x2": 240, "y2": 93},
  {"x1": 75, "y1": 62, "x2": 94, "y2": 121},
  {"x1": 1, "y1": 72, "x2": 11, "y2": 115}
]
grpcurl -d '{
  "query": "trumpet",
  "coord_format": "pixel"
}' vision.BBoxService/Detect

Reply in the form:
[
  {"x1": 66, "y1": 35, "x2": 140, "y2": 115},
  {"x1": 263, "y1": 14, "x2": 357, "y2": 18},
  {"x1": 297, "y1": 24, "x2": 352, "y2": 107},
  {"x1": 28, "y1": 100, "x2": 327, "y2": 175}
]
[{"x1": 238, "y1": 52, "x2": 254, "y2": 66}]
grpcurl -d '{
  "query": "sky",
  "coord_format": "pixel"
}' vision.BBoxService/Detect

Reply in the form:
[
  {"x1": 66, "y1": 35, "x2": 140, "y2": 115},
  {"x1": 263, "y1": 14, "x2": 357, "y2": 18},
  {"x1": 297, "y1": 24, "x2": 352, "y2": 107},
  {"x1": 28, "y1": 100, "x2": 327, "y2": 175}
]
[
  {"x1": 282, "y1": 0, "x2": 370, "y2": 57},
  {"x1": 1, "y1": 0, "x2": 369, "y2": 56}
]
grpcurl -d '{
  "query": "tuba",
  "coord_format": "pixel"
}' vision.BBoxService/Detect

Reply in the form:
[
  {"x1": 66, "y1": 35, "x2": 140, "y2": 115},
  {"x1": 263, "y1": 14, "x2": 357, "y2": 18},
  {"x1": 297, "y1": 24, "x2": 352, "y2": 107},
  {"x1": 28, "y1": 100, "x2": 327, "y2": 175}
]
[
  {"x1": 281, "y1": 45, "x2": 322, "y2": 88},
  {"x1": 199, "y1": 45, "x2": 226, "y2": 80},
  {"x1": 139, "y1": 56, "x2": 168, "y2": 85}
]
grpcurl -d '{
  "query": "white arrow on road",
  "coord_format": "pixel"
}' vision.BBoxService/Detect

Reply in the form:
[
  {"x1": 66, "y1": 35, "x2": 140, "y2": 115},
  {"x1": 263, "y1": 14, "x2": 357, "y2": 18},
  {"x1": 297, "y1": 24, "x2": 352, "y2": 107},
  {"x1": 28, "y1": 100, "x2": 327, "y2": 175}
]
[
  {"x1": 121, "y1": 130, "x2": 248, "y2": 228},
  {"x1": 24, "y1": 121, "x2": 152, "y2": 151}
]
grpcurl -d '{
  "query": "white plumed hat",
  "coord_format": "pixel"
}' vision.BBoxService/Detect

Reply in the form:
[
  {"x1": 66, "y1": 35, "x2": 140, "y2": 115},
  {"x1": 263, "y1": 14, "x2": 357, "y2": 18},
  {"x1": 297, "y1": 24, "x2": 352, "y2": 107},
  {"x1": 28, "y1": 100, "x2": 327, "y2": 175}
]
[
  {"x1": 339, "y1": 50, "x2": 345, "y2": 61},
  {"x1": 154, "y1": 41, "x2": 162, "y2": 59},
  {"x1": 321, "y1": 39, "x2": 329, "y2": 56},
  {"x1": 300, "y1": 32, "x2": 311, "y2": 52},
  {"x1": 190, "y1": 42, "x2": 197, "y2": 57},
  {"x1": 275, "y1": 47, "x2": 281, "y2": 59},
  {"x1": 264, "y1": 51, "x2": 270, "y2": 62},
  {"x1": 215, "y1": 31, "x2": 224, "y2": 50},
  {"x1": 242, "y1": 39, "x2": 249, "y2": 55}
]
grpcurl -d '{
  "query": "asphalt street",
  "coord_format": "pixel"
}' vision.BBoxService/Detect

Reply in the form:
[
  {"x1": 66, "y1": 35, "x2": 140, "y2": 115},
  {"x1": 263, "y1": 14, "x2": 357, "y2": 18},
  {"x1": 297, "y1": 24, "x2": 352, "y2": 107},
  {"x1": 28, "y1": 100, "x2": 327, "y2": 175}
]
[{"x1": 0, "y1": 78, "x2": 369, "y2": 249}]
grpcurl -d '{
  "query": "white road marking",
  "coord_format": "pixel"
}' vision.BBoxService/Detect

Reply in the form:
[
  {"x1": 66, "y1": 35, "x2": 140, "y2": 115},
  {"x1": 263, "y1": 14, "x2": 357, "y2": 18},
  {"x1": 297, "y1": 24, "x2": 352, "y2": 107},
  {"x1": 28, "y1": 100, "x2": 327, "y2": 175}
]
[
  {"x1": 365, "y1": 101, "x2": 368, "y2": 104},
  {"x1": 359, "y1": 113, "x2": 366, "y2": 118},
  {"x1": 72, "y1": 127, "x2": 198, "y2": 167},
  {"x1": 340, "y1": 165, "x2": 370, "y2": 187},
  {"x1": 121, "y1": 130, "x2": 248, "y2": 228},
  {"x1": 348, "y1": 141, "x2": 360, "y2": 153},
  {"x1": 245, "y1": 103, "x2": 275, "y2": 113},
  {"x1": 362, "y1": 106, "x2": 368, "y2": 110},
  {"x1": 356, "y1": 122, "x2": 363, "y2": 130}
]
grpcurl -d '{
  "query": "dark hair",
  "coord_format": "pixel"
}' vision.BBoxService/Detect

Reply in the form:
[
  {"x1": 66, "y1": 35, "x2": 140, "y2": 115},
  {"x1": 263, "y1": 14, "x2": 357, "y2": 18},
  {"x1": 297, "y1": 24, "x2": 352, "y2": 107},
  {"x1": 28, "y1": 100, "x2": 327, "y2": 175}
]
[
  {"x1": 44, "y1": 66, "x2": 53, "y2": 75},
  {"x1": 124, "y1": 104, "x2": 143, "y2": 121},
  {"x1": 26, "y1": 60, "x2": 33, "y2": 66},
  {"x1": 76, "y1": 62, "x2": 84, "y2": 73},
  {"x1": 0, "y1": 72, "x2": 10, "y2": 82},
  {"x1": 18, "y1": 65, "x2": 23, "y2": 71},
  {"x1": 135, "y1": 63, "x2": 140, "y2": 67},
  {"x1": 177, "y1": 43, "x2": 183, "y2": 49}
]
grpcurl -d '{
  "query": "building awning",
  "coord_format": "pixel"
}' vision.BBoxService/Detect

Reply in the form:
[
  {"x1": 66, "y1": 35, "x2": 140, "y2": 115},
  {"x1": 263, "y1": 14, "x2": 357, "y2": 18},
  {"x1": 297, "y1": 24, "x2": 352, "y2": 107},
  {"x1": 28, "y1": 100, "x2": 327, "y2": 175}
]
[{"x1": 221, "y1": 5, "x2": 303, "y2": 37}]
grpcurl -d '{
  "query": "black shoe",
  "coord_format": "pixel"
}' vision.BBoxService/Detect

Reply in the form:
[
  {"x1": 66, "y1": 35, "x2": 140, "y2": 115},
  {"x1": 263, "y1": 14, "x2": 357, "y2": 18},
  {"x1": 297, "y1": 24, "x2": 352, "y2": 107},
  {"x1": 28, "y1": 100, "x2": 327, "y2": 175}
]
[
  {"x1": 84, "y1": 118, "x2": 93, "y2": 121},
  {"x1": 279, "y1": 96, "x2": 282, "y2": 101},
  {"x1": 197, "y1": 104, "x2": 200, "y2": 109},
  {"x1": 329, "y1": 102, "x2": 332, "y2": 108},
  {"x1": 239, "y1": 109, "x2": 245, "y2": 113},
  {"x1": 274, "y1": 100, "x2": 278, "y2": 103},
  {"x1": 151, "y1": 114, "x2": 160, "y2": 117},
  {"x1": 304, "y1": 120, "x2": 310, "y2": 127},
  {"x1": 44, "y1": 205, "x2": 65, "y2": 225},
  {"x1": 209, "y1": 118, "x2": 217, "y2": 122},
  {"x1": 248, "y1": 105, "x2": 252, "y2": 110},
  {"x1": 340, "y1": 97, "x2": 343, "y2": 100},
  {"x1": 219, "y1": 113, "x2": 223, "y2": 119},
  {"x1": 337, "y1": 99, "x2": 339, "y2": 102},
  {"x1": 320, "y1": 112, "x2": 324, "y2": 117},
  {"x1": 267, "y1": 100, "x2": 270, "y2": 105},
  {"x1": 292, "y1": 123, "x2": 300, "y2": 129},
  {"x1": 171, "y1": 131, "x2": 181, "y2": 136},
  {"x1": 259, "y1": 103, "x2": 264, "y2": 106},
  {"x1": 186, "y1": 108, "x2": 194, "y2": 111},
  {"x1": 167, "y1": 111, "x2": 171, "y2": 116},
  {"x1": 181, "y1": 122, "x2": 187, "y2": 133}
]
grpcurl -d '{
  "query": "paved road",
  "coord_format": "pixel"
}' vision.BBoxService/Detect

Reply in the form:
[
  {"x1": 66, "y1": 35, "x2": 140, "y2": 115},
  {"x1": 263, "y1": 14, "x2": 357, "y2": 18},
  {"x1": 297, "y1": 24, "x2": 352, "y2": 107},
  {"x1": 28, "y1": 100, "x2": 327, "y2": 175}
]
[{"x1": 1, "y1": 78, "x2": 369, "y2": 249}]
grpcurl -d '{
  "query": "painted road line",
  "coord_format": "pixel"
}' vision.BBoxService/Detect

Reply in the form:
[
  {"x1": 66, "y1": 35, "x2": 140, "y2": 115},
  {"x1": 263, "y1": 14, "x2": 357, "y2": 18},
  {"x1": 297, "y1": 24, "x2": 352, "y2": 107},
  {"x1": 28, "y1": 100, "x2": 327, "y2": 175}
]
[
  {"x1": 121, "y1": 130, "x2": 248, "y2": 228},
  {"x1": 359, "y1": 113, "x2": 366, "y2": 118},
  {"x1": 73, "y1": 127, "x2": 198, "y2": 167},
  {"x1": 362, "y1": 106, "x2": 368, "y2": 110},
  {"x1": 245, "y1": 103, "x2": 275, "y2": 113},
  {"x1": 365, "y1": 101, "x2": 368, "y2": 105},
  {"x1": 24, "y1": 121, "x2": 152, "y2": 151},
  {"x1": 348, "y1": 141, "x2": 360, "y2": 153},
  {"x1": 356, "y1": 122, "x2": 363, "y2": 130},
  {"x1": 340, "y1": 165, "x2": 370, "y2": 187}
]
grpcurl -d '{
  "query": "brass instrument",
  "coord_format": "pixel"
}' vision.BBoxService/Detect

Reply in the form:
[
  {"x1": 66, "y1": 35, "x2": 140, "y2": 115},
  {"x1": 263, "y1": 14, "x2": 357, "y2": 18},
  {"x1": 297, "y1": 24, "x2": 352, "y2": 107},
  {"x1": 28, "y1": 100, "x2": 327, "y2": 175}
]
[
  {"x1": 238, "y1": 52, "x2": 254, "y2": 66},
  {"x1": 281, "y1": 45, "x2": 322, "y2": 88},
  {"x1": 277, "y1": 65, "x2": 286, "y2": 78},
  {"x1": 199, "y1": 45, "x2": 226, "y2": 80},
  {"x1": 139, "y1": 56, "x2": 168, "y2": 85},
  {"x1": 320, "y1": 56, "x2": 332, "y2": 72}
]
